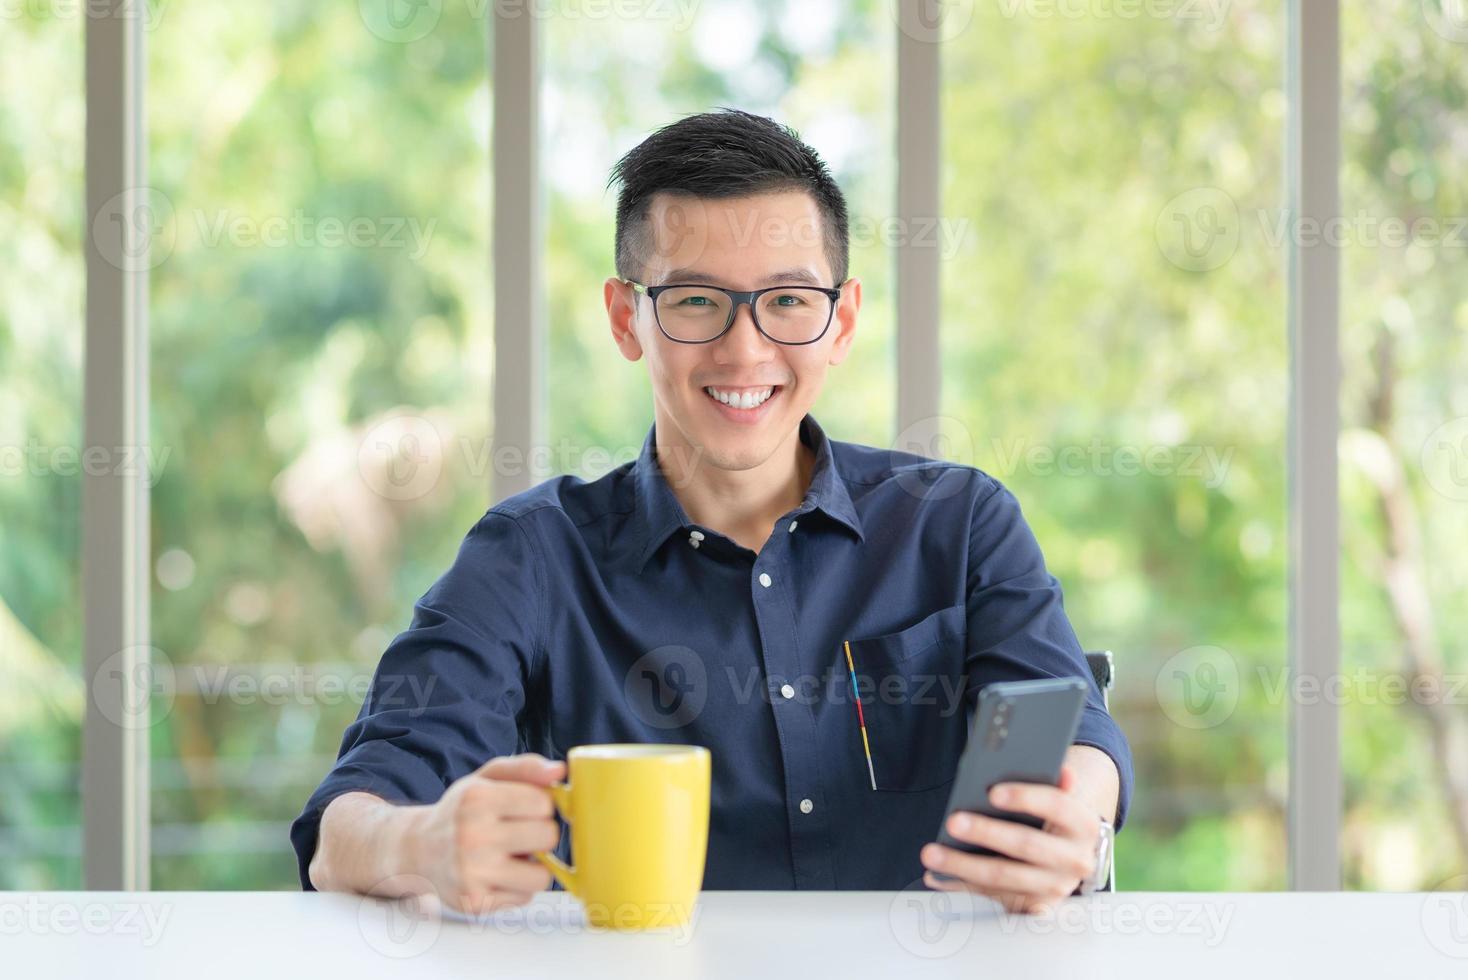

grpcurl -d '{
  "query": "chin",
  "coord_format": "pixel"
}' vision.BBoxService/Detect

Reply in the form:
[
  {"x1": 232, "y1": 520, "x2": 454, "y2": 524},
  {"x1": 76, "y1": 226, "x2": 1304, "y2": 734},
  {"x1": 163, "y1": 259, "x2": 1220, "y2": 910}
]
[
  {"x1": 681, "y1": 421, "x2": 763, "y2": 469},
  {"x1": 700, "y1": 442, "x2": 775, "y2": 472}
]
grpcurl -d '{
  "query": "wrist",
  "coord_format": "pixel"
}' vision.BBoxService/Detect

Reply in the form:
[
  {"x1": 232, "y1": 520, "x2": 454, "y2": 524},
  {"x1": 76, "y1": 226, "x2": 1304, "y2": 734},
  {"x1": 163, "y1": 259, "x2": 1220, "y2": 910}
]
[
  {"x1": 1064, "y1": 744, "x2": 1121, "y2": 825},
  {"x1": 309, "y1": 793, "x2": 362, "y2": 891},
  {"x1": 313, "y1": 792, "x2": 426, "y2": 895},
  {"x1": 379, "y1": 798, "x2": 432, "y2": 886}
]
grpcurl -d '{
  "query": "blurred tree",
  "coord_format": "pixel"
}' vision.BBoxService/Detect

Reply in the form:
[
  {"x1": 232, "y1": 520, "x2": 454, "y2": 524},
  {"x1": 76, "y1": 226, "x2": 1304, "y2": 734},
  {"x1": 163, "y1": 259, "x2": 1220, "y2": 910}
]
[{"x1": 2, "y1": 0, "x2": 1463, "y2": 891}]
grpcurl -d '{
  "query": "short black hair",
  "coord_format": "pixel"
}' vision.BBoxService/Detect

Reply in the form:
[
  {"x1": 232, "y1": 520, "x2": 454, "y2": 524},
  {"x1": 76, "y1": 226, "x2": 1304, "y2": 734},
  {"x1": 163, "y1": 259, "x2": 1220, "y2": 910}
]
[{"x1": 608, "y1": 108, "x2": 849, "y2": 285}]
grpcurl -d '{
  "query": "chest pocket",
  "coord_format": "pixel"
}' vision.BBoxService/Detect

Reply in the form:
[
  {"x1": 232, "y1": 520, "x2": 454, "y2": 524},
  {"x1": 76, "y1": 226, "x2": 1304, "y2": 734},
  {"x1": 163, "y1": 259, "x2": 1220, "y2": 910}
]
[{"x1": 842, "y1": 603, "x2": 968, "y2": 793}]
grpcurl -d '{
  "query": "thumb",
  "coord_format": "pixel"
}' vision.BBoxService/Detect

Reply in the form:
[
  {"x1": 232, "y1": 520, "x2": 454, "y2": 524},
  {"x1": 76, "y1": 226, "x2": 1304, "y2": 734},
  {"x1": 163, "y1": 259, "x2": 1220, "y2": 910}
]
[{"x1": 477, "y1": 752, "x2": 566, "y2": 786}]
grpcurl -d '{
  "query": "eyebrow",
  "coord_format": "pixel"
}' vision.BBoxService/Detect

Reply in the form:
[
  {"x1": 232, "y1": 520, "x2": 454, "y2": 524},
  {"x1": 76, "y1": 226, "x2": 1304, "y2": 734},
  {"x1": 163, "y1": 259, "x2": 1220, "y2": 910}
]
[{"x1": 658, "y1": 267, "x2": 823, "y2": 288}]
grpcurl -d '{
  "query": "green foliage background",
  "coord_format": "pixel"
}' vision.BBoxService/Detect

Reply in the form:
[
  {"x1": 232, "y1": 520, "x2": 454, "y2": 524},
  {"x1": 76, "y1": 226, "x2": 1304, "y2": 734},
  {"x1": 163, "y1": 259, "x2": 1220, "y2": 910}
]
[{"x1": 2, "y1": 0, "x2": 1464, "y2": 891}]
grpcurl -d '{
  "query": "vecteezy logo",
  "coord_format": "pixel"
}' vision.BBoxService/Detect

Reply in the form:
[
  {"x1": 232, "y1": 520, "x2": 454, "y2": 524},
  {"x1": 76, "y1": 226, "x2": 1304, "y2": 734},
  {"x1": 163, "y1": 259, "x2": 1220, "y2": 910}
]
[
  {"x1": 358, "y1": 0, "x2": 442, "y2": 43},
  {"x1": 638, "y1": 196, "x2": 709, "y2": 273},
  {"x1": 357, "y1": 877, "x2": 442, "y2": 959},
  {"x1": 889, "y1": 0, "x2": 976, "y2": 44},
  {"x1": 623, "y1": 645, "x2": 708, "y2": 730},
  {"x1": 1421, "y1": 874, "x2": 1468, "y2": 959},
  {"x1": 661, "y1": 202, "x2": 694, "y2": 256},
  {"x1": 888, "y1": 879, "x2": 976, "y2": 958},
  {"x1": 1156, "y1": 645, "x2": 1239, "y2": 730},
  {"x1": 1421, "y1": 417, "x2": 1468, "y2": 502},
  {"x1": 644, "y1": 663, "x2": 691, "y2": 716},
  {"x1": 1155, "y1": 187, "x2": 1240, "y2": 272},
  {"x1": 356, "y1": 413, "x2": 443, "y2": 502},
  {"x1": 1423, "y1": 0, "x2": 1468, "y2": 43},
  {"x1": 890, "y1": 415, "x2": 976, "y2": 503},
  {"x1": 92, "y1": 186, "x2": 176, "y2": 272},
  {"x1": 91, "y1": 645, "x2": 175, "y2": 730}
]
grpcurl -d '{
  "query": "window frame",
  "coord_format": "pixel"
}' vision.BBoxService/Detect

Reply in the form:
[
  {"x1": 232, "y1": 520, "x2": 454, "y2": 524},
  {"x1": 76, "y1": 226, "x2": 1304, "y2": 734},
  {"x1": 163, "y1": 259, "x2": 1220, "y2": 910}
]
[{"x1": 81, "y1": 0, "x2": 1343, "y2": 890}]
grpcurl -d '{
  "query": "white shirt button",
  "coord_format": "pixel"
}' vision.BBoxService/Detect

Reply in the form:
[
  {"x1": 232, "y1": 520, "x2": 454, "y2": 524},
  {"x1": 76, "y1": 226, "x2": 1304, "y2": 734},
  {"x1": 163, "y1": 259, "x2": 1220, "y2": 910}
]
[
  {"x1": 788, "y1": 520, "x2": 798, "y2": 533},
  {"x1": 780, "y1": 683, "x2": 795, "y2": 700},
  {"x1": 759, "y1": 572, "x2": 772, "y2": 588},
  {"x1": 688, "y1": 536, "x2": 700, "y2": 549},
  {"x1": 689, "y1": 530, "x2": 705, "y2": 541},
  {"x1": 799, "y1": 798, "x2": 814, "y2": 814}
]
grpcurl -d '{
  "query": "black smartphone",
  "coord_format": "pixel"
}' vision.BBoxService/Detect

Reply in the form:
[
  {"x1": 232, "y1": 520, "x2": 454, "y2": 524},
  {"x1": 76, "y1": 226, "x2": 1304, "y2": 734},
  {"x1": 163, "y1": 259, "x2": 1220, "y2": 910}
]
[{"x1": 933, "y1": 677, "x2": 1088, "y2": 870}]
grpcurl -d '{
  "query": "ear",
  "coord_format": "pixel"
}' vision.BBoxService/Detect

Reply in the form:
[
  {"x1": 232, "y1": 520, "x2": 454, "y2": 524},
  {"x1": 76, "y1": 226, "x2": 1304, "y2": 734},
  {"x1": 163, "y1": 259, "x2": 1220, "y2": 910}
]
[
  {"x1": 605, "y1": 277, "x2": 645, "y2": 362},
  {"x1": 826, "y1": 277, "x2": 862, "y2": 367}
]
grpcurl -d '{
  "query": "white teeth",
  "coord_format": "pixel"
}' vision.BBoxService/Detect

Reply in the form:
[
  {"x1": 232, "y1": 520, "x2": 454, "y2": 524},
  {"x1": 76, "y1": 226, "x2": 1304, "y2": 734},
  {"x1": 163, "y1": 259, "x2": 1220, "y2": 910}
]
[{"x1": 704, "y1": 386, "x2": 774, "y2": 410}]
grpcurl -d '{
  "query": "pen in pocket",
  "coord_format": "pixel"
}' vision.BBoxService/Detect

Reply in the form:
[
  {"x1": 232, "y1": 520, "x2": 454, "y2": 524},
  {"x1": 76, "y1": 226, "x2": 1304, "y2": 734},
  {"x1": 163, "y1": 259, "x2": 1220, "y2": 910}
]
[{"x1": 843, "y1": 640, "x2": 877, "y2": 791}]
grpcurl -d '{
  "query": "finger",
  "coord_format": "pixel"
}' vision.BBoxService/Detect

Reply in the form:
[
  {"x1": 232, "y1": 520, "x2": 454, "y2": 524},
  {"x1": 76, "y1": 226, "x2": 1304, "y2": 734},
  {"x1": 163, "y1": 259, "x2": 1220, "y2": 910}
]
[
  {"x1": 478, "y1": 753, "x2": 566, "y2": 786},
  {"x1": 942, "y1": 811, "x2": 1093, "y2": 882},
  {"x1": 988, "y1": 781, "x2": 1093, "y2": 841},
  {"x1": 477, "y1": 780, "x2": 557, "y2": 819},
  {"x1": 922, "y1": 873, "x2": 1053, "y2": 916},
  {"x1": 997, "y1": 891, "x2": 1048, "y2": 915},
  {"x1": 920, "y1": 843, "x2": 1076, "y2": 899},
  {"x1": 923, "y1": 870, "x2": 965, "y2": 892},
  {"x1": 481, "y1": 855, "x2": 555, "y2": 895},
  {"x1": 492, "y1": 817, "x2": 561, "y2": 855}
]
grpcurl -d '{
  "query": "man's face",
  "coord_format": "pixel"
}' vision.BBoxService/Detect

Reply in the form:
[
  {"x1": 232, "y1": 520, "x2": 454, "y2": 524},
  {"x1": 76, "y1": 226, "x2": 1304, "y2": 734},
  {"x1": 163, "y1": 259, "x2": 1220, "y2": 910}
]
[{"x1": 605, "y1": 190, "x2": 861, "y2": 472}]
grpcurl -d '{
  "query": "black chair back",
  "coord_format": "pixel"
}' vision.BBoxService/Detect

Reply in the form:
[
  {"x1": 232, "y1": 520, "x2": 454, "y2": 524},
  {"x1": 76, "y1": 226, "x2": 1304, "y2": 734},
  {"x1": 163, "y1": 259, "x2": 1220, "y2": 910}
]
[{"x1": 1083, "y1": 649, "x2": 1117, "y2": 891}]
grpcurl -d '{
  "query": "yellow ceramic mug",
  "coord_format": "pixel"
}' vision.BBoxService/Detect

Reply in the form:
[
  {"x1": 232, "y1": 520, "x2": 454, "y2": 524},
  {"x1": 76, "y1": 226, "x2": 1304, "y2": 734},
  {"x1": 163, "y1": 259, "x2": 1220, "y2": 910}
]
[{"x1": 534, "y1": 744, "x2": 711, "y2": 931}]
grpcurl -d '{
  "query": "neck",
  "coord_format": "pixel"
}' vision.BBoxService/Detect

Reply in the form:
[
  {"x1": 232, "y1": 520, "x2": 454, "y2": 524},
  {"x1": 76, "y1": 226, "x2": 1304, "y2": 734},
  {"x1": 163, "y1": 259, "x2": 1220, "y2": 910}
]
[{"x1": 655, "y1": 416, "x2": 815, "y2": 554}]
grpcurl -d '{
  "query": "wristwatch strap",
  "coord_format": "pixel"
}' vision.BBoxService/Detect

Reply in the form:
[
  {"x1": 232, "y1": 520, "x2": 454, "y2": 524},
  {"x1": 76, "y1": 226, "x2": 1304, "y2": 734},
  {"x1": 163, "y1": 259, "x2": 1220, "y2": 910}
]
[{"x1": 1075, "y1": 815, "x2": 1114, "y2": 896}]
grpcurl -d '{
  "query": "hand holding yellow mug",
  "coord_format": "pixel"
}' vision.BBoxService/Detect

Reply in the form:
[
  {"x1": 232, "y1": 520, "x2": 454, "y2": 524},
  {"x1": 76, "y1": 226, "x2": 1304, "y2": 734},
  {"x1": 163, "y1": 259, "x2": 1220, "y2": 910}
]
[{"x1": 534, "y1": 744, "x2": 710, "y2": 931}]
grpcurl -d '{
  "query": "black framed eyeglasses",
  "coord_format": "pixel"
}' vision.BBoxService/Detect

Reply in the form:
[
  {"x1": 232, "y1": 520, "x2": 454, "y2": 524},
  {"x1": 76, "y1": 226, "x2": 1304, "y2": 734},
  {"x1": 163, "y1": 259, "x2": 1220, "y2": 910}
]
[{"x1": 623, "y1": 279, "x2": 843, "y2": 346}]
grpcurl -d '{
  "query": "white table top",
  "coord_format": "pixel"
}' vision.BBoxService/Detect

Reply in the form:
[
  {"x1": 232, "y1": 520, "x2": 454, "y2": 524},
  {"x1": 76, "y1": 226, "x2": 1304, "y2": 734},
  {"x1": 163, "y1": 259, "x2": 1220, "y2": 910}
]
[{"x1": 5, "y1": 888, "x2": 1466, "y2": 978}]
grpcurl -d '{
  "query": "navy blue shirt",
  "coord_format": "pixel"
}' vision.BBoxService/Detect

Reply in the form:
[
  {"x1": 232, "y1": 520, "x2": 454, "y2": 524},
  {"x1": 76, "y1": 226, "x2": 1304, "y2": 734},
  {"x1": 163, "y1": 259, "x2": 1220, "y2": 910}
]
[{"x1": 291, "y1": 414, "x2": 1132, "y2": 891}]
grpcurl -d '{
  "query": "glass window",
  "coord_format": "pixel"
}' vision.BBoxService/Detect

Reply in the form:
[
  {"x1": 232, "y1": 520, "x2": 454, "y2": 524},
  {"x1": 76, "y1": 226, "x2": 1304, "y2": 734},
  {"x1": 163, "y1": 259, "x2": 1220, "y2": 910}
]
[
  {"x1": 940, "y1": 2, "x2": 1288, "y2": 889},
  {"x1": 148, "y1": 5, "x2": 491, "y2": 887},
  {"x1": 1340, "y1": 2, "x2": 1468, "y2": 890},
  {"x1": 37, "y1": 0, "x2": 1447, "y2": 892},
  {"x1": 0, "y1": 7, "x2": 86, "y2": 889}
]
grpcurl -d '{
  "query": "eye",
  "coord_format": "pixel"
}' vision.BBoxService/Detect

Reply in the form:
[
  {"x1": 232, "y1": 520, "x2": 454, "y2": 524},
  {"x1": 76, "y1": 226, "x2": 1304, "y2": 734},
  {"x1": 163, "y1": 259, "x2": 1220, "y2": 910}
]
[{"x1": 771, "y1": 292, "x2": 806, "y2": 307}]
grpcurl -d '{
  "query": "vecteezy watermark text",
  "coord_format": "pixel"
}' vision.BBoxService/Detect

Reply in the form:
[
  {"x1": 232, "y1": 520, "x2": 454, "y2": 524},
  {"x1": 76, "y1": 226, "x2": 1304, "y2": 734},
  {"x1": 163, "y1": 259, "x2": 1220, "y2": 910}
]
[
  {"x1": 1, "y1": 0, "x2": 169, "y2": 29},
  {"x1": 988, "y1": 436, "x2": 1234, "y2": 489},
  {"x1": 0, "y1": 896, "x2": 171, "y2": 946},
  {"x1": 193, "y1": 209, "x2": 437, "y2": 261},
  {"x1": 0, "y1": 441, "x2": 170, "y2": 487},
  {"x1": 1157, "y1": 187, "x2": 1468, "y2": 272},
  {"x1": 356, "y1": 0, "x2": 700, "y2": 43},
  {"x1": 1156, "y1": 643, "x2": 1468, "y2": 730}
]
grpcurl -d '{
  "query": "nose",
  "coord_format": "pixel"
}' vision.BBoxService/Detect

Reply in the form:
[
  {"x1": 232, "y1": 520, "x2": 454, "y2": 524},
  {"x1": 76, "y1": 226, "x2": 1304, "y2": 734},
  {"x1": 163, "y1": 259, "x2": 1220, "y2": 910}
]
[{"x1": 711, "y1": 301, "x2": 775, "y2": 364}]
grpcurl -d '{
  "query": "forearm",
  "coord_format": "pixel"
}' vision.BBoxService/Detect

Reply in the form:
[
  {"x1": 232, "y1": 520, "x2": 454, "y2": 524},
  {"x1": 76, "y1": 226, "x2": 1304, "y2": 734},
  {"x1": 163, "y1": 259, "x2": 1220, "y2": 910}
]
[
  {"x1": 1065, "y1": 744, "x2": 1120, "y2": 825},
  {"x1": 309, "y1": 791, "x2": 428, "y2": 895}
]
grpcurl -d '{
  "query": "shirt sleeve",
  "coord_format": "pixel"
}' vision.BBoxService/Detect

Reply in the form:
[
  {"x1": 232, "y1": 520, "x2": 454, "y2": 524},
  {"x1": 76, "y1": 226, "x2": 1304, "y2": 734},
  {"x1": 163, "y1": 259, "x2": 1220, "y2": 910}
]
[
  {"x1": 288, "y1": 510, "x2": 546, "y2": 889},
  {"x1": 962, "y1": 479, "x2": 1135, "y2": 831}
]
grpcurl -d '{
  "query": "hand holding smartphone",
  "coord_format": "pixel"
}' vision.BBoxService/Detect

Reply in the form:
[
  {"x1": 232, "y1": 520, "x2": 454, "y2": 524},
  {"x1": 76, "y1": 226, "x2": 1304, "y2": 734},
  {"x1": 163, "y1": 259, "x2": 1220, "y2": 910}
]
[{"x1": 932, "y1": 677, "x2": 1087, "y2": 871}]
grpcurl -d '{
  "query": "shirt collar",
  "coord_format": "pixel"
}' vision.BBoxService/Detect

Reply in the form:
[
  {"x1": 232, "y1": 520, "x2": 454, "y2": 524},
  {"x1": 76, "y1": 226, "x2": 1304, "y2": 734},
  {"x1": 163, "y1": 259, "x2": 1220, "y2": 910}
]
[{"x1": 628, "y1": 414, "x2": 864, "y2": 571}]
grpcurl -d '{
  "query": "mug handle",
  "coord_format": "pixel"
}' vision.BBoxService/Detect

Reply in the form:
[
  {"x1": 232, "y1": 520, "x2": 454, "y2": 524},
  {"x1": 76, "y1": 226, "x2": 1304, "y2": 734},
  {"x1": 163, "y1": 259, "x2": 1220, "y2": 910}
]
[{"x1": 533, "y1": 781, "x2": 578, "y2": 896}]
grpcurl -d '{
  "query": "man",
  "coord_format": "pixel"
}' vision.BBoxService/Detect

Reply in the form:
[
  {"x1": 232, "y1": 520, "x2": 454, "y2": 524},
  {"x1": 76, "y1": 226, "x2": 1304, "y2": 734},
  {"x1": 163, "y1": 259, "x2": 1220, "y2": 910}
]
[{"x1": 293, "y1": 109, "x2": 1132, "y2": 916}]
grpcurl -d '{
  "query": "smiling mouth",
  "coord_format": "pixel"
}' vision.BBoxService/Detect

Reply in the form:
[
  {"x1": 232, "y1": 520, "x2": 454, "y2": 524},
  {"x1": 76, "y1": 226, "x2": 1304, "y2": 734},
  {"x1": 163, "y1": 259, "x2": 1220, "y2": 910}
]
[{"x1": 703, "y1": 385, "x2": 782, "y2": 411}]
